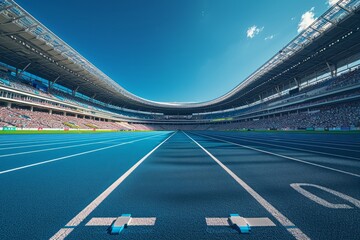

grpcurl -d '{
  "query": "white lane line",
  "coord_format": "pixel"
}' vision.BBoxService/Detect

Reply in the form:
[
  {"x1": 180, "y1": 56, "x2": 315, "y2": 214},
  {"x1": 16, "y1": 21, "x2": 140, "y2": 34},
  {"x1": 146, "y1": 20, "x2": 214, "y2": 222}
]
[
  {"x1": 184, "y1": 132, "x2": 309, "y2": 240},
  {"x1": 205, "y1": 218, "x2": 229, "y2": 226},
  {"x1": 0, "y1": 135, "x2": 114, "y2": 146},
  {"x1": 0, "y1": 132, "x2": 170, "y2": 175},
  {"x1": 211, "y1": 134, "x2": 360, "y2": 160},
  {"x1": 194, "y1": 133, "x2": 360, "y2": 178},
  {"x1": 218, "y1": 132, "x2": 360, "y2": 148},
  {"x1": 85, "y1": 217, "x2": 116, "y2": 226},
  {"x1": 50, "y1": 131, "x2": 176, "y2": 240},
  {"x1": 0, "y1": 132, "x2": 157, "y2": 147},
  {"x1": 245, "y1": 135, "x2": 360, "y2": 148},
  {"x1": 245, "y1": 218, "x2": 276, "y2": 227},
  {"x1": 85, "y1": 217, "x2": 157, "y2": 226},
  {"x1": 0, "y1": 134, "x2": 162, "y2": 158},
  {"x1": 49, "y1": 228, "x2": 74, "y2": 240},
  {"x1": 205, "y1": 217, "x2": 276, "y2": 227},
  {"x1": 129, "y1": 217, "x2": 157, "y2": 226},
  {"x1": 0, "y1": 134, "x2": 136, "y2": 150},
  {"x1": 224, "y1": 135, "x2": 360, "y2": 153},
  {"x1": 290, "y1": 183, "x2": 360, "y2": 209}
]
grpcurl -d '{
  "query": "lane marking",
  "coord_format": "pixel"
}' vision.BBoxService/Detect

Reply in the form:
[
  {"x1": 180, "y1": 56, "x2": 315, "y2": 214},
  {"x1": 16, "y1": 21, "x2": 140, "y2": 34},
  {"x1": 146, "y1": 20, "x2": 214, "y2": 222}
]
[
  {"x1": 184, "y1": 132, "x2": 309, "y2": 240},
  {"x1": 85, "y1": 217, "x2": 156, "y2": 226},
  {"x1": 205, "y1": 218, "x2": 229, "y2": 226},
  {"x1": 49, "y1": 131, "x2": 176, "y2": 240},
  {"x1": 49, "y1": 228, "x2": 74, "y2": 240},
  {"x1": 245, "y1": 217, "x2": 276, "y2": 227},
  {"x1": 193, "y1": 132, "x2": 360, "y2": 178},
  {"x1": 205, "y1": 217, "x2": 275, "y2": 227},
  {"x1": 249, "y1": 135, "x2": 360, "y2": 148},
  {"x1": 85, "y1": 217, "x2": 116, "y2": 226},
  {"x1": 0, "y1": 135, "x2": 119, "y2": 146},
  {"x1": 128, "y1": 217, "x2": 157, "y2": 226},
  {"x1": 208, "y1": 134, "x2": 360, "y2": 160},
  {"x1": 0, "y1": 134, "x2": 138, "y2": 150},
  {"x1": 0, "y1": 132, "x2": 170, "y2": 175},
  {"x1": 215, "y1": 133, "x2": 360, "y2": 148},
  {"x1": 0, "y1": 134, "x2": 162, "y2": 158},
  {"x1": 291, "y1": 183, "x2": 360, "y2": 209},
  {"x1": 221, "y1": 134, "x2": 360, "y2": 153},
  {"x1": 0, "y1": 132, "x2": 160, "y2": 147}
]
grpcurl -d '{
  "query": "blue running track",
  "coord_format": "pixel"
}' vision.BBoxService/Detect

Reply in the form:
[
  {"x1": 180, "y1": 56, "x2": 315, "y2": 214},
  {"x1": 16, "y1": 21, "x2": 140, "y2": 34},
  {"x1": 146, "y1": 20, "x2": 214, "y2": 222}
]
[{"x1": 0, "y1": 131, "x2": 359, "y2": 239}]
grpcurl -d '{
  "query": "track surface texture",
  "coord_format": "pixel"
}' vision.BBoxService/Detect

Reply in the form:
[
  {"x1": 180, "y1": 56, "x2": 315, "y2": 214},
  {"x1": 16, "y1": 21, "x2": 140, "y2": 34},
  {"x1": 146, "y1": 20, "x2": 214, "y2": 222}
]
[{"x1": 0, "y1": 131, "x2": 359, "y2": 240}]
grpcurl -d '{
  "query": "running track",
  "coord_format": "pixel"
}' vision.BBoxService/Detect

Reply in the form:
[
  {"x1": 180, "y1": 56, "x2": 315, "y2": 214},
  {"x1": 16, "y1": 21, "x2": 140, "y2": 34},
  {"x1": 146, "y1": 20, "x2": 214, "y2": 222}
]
[{"x1": 0, "y1": 131, "x2": 359, "y2": 239}]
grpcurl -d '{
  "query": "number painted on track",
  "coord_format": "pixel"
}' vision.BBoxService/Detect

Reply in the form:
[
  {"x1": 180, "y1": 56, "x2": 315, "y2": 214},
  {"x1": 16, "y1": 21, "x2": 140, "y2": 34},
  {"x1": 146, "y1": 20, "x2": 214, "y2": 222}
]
[{"x1": 290, "y1": 183, "x2": 360, "y2": 209}]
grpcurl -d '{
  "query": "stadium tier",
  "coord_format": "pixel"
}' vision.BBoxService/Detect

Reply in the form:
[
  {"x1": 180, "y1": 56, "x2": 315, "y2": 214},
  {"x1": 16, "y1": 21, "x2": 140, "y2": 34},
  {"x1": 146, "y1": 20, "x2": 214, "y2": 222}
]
[
  {"x1": 1, "y1": 66, "x2": 360, "y2": 131},
  {"x1": 1, "y1": 1, "x2": 360, "y2": 240},
  {"x1": 0, "y1": 0, "x2": 360, "y2": 131}
]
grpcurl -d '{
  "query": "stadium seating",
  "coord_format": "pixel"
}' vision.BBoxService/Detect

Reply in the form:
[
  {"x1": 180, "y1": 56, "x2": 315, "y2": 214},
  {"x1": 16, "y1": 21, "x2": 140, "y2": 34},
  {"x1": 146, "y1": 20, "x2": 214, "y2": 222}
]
[
  {"x1": 1, "y1": 65, "x2": 360, "y2": 131},
  {"x1": 0, "y1": 71, "x2": 156, "y2": 120},
  {"x1": 0, "y1": 107, "x2": 125, "y2": 130}
]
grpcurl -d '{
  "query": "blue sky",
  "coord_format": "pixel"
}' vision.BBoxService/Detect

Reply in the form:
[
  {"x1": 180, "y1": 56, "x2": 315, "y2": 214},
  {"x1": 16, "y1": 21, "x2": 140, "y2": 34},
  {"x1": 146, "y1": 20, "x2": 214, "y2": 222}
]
[{"x1": 17, "y1": 0, "x2": 335, "y2": 102}]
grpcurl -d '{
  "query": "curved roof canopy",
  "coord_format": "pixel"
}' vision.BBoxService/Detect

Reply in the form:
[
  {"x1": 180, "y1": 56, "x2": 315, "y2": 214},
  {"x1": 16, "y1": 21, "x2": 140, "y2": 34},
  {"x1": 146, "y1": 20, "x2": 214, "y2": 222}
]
[{"x1": 0, "y1": 0, "x2": 360, "y2": 114}]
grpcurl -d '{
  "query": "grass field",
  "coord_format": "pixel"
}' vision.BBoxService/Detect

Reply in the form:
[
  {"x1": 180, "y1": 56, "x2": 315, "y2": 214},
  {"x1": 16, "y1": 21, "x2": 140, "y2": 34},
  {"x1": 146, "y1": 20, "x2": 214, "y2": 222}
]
[{"x1": 0, "y1": 131, "x2": 359, "y2": 239}]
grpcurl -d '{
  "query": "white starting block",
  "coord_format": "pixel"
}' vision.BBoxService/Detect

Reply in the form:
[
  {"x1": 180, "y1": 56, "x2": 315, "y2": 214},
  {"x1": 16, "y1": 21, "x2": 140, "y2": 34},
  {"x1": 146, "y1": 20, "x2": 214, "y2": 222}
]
[
  {"x1": 111, "y1": 214, "x2": 132, "y2": 234},
  {"x1": 85, "y1": 214, "x2": 156, "y2": 235},
  {"x1": 229, "y1": 214, "x2": 251, "y2": 233},
  {"x1": 206, "y1": 213, "x2": 276, "y2": 234}
]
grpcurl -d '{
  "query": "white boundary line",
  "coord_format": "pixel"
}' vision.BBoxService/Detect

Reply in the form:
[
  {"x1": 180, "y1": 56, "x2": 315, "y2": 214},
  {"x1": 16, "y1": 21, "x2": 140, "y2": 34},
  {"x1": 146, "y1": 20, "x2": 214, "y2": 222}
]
[
  {"x1": 0, "y1": 132, "x2": 158, "y2": 146},
  {"x1": 49, "y1": 131, "x2": 176, "y2": 240},
  {"x1": 0, "y1": 132, "x2": 170, "y2": 175},
  {"x1": 0, "y1": 134, "x2": 138, "y2": 150},
  {"x1": 184, "y1": 132, "x2": 309, "y2": 240},
  {"x1": 220, "y1": 134, "x2": 360, "y2": 153},
  {"x1": 193, "y1": 132, "x2": 360, "y2": 178},
  {"x1": 290, "y1": 183, "x2": 360, "y2": 209},
  {"x1": 209, "y1": 134, "x2": 360, "y2": 160},
  {"x1": 0, "y1": 134, "x2": 161, "y2": 158},
  {"x1": 239, "y1": 135, "x2": 360, "y2": 148},
  {"x1": 213, "y1": 132, "x2": 360, "y2": 147},
  {"x1": 0, "y1": 134, "x2": 116, "y2": 146}
]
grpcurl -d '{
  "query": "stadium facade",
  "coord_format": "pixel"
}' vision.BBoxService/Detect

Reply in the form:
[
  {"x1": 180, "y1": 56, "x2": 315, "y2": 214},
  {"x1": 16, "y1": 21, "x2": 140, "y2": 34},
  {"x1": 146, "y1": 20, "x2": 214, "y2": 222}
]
[{"x1": 0, "y1": 0, "x2": 360, "y2": 131}]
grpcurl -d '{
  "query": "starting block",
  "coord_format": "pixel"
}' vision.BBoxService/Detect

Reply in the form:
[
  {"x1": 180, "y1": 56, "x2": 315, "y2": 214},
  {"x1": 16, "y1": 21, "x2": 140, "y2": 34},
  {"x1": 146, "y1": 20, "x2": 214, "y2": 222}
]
[
  {"x1": 85, "y1": 214, "x2": 156, "y2": 235},
  {"x1": 206, "y1": 213, "x2": 276, "y2": 234},
  {"x1": 111, "y1": 214, "x2": 132, "y2": 234},
  {"x1": 229, "y1": 214, "x2": 251, "y2": 233}
]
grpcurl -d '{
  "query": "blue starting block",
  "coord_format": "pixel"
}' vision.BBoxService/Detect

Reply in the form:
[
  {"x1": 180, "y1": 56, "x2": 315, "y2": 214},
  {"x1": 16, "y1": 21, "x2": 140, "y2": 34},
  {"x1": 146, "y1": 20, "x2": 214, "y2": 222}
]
[
  {"x1": 229, "y1": 214, "x2": 251, "y2": 234},
  {"x1": 110, "y1": 214, "x2": 132, "y2": 235}
]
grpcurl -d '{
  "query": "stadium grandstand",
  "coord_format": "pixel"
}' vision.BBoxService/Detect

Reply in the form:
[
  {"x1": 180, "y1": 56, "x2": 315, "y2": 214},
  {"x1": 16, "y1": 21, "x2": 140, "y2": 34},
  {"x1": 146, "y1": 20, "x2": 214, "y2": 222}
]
[
  {"x1": 1, "y1": 1, "x2": 360, "y2": 240},
  {"x1": 0, "y1": 0, "x2": 359, "y2": 132}
]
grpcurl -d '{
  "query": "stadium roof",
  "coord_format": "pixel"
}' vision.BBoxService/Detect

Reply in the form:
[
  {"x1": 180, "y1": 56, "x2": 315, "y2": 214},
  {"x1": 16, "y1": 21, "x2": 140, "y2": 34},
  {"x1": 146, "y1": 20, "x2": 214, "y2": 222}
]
[{"x1": 0, "y1": 0, "x2": 360, "y2": 114}]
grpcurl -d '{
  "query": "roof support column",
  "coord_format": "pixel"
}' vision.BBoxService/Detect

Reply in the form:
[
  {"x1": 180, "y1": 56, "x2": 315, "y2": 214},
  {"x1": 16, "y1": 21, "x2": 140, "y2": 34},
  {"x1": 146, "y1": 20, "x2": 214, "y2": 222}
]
[
  {"x1": 326, "y1": 62, "x2": 337, "y2": 77},
  {"x1": 72, "y1": 86, "x2": 79, "y2": 96},
  {"x1": 17, "y1": 62, "x2": 31, "y2": 78},
  {"x1": 49, "y1": 76, "x2": 60, "y2": 92},
  {"x1": 294, "y1": 77, "x2": 300, "y2": 88},
  {"x1": 91, "y1": 93, "x2": 96, "y2": 102},
  {"x1": 275, "y1": 86, "x2": 281, "y2": 96}
]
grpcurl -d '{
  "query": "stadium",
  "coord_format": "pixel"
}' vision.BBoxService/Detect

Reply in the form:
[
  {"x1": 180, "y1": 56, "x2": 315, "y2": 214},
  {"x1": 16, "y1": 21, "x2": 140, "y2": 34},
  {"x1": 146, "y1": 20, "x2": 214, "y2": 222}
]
[{"x1": 0, "y1": 0, "x2": 359, "y2": 239}]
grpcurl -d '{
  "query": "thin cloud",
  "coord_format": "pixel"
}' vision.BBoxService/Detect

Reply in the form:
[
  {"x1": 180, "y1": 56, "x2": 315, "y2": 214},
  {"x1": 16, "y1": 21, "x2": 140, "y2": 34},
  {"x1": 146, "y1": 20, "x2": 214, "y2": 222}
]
[
  {"x1": 327, "y1": 0, "x2": 338, "y2": 6},
  {"x1": 298, "y1": 7, "x2": 316, "y2": 33},
  {"x1": 246, "y1": 25, "x2": 264, "y2": 39},
  {"x1": 265, "y1": 35, "x2": 275, "y2": 40}
]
